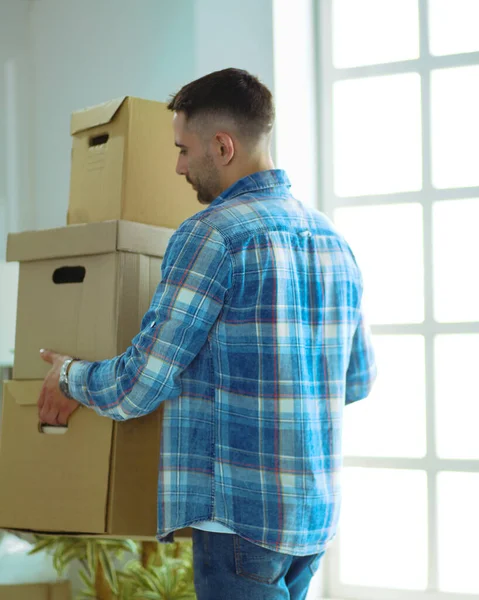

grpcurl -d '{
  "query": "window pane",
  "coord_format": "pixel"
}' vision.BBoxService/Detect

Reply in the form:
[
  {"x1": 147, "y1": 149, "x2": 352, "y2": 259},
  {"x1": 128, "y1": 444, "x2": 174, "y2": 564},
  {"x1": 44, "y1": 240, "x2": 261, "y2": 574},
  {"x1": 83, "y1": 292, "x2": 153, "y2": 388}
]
[
  {"x1": 333, "y1": 73, "x2": 422, "y2": 197},
  {"x1": 343, "y1": 335, "x2": 426, "y2": 457},
  {"x1": 429, "y1": 0, "x2": 479, "y2": 56},
  {"x1": 334, "y1": 204, "x2": 424, "y2": 324},
  {"x1": 340, "y1": 468, "x2": 428, "y2": 589},
  {"x1": 433, "y1": 198, "x2": 479, "y2": 322},
  {"x1": 435, "y1": 335, "x2": 479, "y2": 459},
  {"x1": 437, "y1": 472, "x2": 479, "y2": 594},
  {"x1": 332, "y1": 0, "x2": 419, "y2": 68},
  {"x1": 431, "y1": 66, "x2": 479, "y2": 189}
]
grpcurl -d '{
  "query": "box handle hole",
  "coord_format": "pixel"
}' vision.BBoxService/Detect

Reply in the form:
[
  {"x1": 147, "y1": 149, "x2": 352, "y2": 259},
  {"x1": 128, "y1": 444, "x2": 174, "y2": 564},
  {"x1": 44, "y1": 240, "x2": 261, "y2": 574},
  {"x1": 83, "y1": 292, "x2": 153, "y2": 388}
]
[
  {"x1": 39, "y1": 424, "x2": 68, "y2": 435},
  {"x1": 52, "y1": 266, "x2": 86, "y2": 284},
  {"x1": 89, "y1": 133, "x2": 109, "y2": 147}
]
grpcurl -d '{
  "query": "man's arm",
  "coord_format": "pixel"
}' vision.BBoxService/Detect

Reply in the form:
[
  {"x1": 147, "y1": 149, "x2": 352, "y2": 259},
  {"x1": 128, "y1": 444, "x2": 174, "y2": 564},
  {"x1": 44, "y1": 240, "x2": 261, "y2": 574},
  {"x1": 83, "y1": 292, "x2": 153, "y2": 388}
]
[
  {"x1": 345, "y1": 311, "x2": 377, "y2": 405},
  {"x1": 65, "y1": 219, "x2": 231, "y2": 421}
]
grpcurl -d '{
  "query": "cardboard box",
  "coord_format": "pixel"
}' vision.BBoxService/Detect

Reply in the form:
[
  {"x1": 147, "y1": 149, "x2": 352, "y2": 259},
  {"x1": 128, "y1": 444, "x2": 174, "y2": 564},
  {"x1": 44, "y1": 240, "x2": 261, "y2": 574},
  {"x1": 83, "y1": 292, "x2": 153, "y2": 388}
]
[
  {"x1": 0, "y1": 380, "x2": 162, "y2": 536},
  {"x1": 7, "y1": 220, "x2": 173, "y2": 380},
  {"x1": 68, "y1": 96, "x2": 199, "y2": 229},
  {"x1": 0, "y1": 582, "x2": 71, "y2": 600}
]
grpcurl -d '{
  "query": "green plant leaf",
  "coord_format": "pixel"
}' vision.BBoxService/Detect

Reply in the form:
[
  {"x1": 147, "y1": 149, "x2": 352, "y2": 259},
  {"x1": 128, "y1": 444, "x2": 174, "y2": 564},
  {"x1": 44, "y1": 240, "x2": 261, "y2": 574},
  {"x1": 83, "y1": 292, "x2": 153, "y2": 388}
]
[
  {"x1": 86, "y1": 540, "x2": 98, "y2": 577},
  {"x1": 99, "y1": 546, "x2": 119, "y2": 595},
  {"x1": 26, "y1": 536, "x2": 195, "y2": 599},
  {"x1": 78, "y1": 569, "x2": 95, "y2": 590},
  {"x1": 28, "y1": 538, "x2": 57, "y2": 555}
]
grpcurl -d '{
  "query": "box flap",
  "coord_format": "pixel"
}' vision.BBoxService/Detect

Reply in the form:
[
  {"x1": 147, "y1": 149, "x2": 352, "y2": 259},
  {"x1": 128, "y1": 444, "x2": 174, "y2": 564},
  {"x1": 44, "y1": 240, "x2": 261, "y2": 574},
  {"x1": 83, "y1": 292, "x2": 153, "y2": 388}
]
[
  {"x1": 70, "y1": 97, "x2": 127, "y2": 135},
  {"x1": 7, "y1": 221, "x2": 173, "y2": 263},
  {"x1": 4, "y1": 380, "x2": 43, "y2": 406}
]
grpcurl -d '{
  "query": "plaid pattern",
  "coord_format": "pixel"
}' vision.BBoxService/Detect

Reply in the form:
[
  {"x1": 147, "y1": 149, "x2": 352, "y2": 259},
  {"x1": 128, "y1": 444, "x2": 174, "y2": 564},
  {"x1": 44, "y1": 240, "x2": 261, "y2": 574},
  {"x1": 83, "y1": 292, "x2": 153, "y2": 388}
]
[{"x1": 69, "y1": 170, "x2": 376, "y2": 555}]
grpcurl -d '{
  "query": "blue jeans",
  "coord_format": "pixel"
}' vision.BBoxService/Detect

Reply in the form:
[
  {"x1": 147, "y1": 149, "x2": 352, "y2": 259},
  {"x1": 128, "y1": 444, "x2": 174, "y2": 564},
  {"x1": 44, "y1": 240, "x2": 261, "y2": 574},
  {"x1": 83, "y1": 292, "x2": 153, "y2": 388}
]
[{"x1": 192, "y1": 530, "x2": 324, "y2": 600}]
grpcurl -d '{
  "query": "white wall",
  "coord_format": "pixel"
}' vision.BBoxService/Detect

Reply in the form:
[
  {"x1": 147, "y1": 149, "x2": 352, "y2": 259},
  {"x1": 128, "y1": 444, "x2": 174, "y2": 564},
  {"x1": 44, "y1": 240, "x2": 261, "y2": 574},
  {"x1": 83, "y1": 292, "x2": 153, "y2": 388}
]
[
  {"x1": 29, "y1": 0, "x2": 197, "y2": 229},
  {"x1": 193, "y1": 0, "x2": 274, "y2": 89},
  {"x1": 0, "y1": 0, "x2": 32, "y2": 364},
  {"x1": 0, "y1": 0, "x2": 34, "y2": 252}
]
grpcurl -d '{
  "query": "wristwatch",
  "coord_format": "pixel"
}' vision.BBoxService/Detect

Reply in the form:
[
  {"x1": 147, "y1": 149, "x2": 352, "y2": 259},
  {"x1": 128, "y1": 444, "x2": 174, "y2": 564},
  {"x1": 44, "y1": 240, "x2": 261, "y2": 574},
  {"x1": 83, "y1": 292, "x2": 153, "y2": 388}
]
[{"x1": 59, "y1": 357, "x2": 77, "y2": 399}]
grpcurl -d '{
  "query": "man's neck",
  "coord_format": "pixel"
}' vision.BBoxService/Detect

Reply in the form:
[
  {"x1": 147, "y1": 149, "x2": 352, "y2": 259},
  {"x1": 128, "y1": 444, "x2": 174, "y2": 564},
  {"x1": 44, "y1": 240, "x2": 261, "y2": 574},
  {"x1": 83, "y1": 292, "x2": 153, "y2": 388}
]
[{"x1": 221, "y1": 158, "x2": 275, "y2": 192}]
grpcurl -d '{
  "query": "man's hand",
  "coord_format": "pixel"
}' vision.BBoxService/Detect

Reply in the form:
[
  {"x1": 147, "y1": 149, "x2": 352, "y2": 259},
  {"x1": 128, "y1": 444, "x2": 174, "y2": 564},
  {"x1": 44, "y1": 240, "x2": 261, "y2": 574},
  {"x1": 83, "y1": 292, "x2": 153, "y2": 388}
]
[{"x1": 38, "y1": 349, "x2": 80, "y2": 426}]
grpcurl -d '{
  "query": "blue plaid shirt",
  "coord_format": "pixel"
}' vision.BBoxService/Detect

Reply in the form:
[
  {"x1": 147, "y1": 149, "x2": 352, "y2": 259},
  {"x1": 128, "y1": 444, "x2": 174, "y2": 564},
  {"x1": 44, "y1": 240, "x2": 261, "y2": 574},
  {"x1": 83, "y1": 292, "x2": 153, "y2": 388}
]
[{"x1": 69, "y1": 170, "x2": 376, "y2": 556}]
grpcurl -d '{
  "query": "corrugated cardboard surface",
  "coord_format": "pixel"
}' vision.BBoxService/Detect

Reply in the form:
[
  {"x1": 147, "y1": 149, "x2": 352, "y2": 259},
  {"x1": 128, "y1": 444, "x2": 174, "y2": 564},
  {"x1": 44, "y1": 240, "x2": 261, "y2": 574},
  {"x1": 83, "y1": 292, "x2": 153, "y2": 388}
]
[
  {"x1": 68, "y1": 97, "x2": 200, "y2": 229},
  {"x1": 0, "y1": 581, "x2": 71, "y2": 600},
  {"x1": 0, "y1": 381, "x2": 162, "y2": 536},
  {"x1": 8, "y1": 222, "x2": 169, "y2": 380}
]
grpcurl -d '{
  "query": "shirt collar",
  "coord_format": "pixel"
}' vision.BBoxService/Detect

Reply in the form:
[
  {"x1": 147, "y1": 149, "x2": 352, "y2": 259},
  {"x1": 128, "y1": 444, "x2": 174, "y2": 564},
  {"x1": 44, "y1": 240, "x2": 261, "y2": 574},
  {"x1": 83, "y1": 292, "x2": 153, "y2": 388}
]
[{"x1": 209, "y1": 169, "x2": 291, "y2": 207}]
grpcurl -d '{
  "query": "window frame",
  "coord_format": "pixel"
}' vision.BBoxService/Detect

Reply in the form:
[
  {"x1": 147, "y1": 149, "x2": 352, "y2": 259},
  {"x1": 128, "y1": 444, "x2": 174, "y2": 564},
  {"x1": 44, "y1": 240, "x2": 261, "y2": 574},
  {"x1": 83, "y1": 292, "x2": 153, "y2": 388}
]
[{"x1": 316, "y1": 1, "x2": 479, "y2": 598}]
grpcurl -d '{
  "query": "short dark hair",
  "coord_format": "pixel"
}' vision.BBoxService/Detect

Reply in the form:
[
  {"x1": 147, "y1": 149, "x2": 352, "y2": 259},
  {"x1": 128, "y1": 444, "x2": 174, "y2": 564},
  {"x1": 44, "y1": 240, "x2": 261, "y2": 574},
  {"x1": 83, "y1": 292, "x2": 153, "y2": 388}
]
[{"x1": 167, "y1": 68, "x2": 275, "y2": 141}]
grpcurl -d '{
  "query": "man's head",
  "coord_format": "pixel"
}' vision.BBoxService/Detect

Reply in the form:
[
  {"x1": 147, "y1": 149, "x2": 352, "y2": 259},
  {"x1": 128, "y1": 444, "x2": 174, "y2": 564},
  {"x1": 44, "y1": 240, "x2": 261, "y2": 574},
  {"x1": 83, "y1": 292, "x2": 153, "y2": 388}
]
[{"x1": 167, "y1": 68, "x2": 275, "y2": 204}]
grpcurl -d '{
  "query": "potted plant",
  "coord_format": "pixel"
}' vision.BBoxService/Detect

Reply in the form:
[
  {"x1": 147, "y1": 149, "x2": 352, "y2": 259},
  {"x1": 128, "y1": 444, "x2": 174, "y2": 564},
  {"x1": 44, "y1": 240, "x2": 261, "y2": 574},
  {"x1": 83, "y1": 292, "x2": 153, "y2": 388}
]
[{"x1": 29, "y1": 536, "x2": 195, "y2": 600}]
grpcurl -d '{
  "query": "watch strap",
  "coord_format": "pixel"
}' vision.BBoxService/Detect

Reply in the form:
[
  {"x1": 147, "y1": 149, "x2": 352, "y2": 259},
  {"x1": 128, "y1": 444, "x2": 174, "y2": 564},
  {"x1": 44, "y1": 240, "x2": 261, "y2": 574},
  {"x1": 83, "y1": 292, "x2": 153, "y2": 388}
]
[{"x1": 59, "y1": 357, "x2": 76, "y2": 399}]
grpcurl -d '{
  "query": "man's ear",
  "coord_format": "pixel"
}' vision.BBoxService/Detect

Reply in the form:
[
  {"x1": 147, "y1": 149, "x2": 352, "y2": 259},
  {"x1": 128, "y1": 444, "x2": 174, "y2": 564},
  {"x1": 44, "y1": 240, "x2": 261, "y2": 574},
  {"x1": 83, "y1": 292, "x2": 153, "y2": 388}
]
[{"x1": 215, "y1": 132, "x2": 235, "y2": 165}]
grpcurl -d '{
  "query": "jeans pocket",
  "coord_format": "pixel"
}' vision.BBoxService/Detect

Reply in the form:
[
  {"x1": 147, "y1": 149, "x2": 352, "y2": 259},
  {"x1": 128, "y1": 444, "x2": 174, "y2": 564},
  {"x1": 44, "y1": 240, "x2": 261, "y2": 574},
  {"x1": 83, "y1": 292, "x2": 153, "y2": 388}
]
[{"x1": 233, "y1": 536, "x2": 290, "y2": 584}]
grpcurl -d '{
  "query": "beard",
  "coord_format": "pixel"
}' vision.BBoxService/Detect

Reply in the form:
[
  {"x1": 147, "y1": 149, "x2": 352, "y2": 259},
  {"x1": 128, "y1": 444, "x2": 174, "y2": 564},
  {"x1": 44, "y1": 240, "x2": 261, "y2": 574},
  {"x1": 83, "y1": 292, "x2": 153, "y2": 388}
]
[
  {"x1": 187, "y1": 153, "x2": 221, "y2": 205},
  {"x1": 195, "y1": 185, "x2": 217, "y2": 205}
]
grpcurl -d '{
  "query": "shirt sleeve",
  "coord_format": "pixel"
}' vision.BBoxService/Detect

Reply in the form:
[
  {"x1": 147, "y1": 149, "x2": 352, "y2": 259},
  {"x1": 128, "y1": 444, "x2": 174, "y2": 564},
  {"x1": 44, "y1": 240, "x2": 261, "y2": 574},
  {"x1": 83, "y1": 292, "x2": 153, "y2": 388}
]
[
  {"x1": 345, "y1": 310, "x2": 377, "y2": 405},
  {"x1": 68, "y1": 219, "x2": 232, "y2": 420}
]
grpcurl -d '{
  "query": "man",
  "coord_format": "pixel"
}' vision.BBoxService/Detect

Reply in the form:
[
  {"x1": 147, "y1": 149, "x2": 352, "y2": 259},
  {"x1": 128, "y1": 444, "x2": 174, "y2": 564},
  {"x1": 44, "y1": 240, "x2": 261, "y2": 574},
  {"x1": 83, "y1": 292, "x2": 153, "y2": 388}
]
[{"x1": 38, "y1": 68, "x2": 376, "y2": 600}]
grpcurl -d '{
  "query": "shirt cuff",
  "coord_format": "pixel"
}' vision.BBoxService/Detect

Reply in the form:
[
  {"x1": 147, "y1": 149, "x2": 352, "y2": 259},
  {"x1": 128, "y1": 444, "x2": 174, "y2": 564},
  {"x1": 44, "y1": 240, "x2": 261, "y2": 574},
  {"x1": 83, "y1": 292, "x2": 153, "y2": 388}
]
[{"x1": 68, "y1": 360, "x2": 92, "y2": 407}]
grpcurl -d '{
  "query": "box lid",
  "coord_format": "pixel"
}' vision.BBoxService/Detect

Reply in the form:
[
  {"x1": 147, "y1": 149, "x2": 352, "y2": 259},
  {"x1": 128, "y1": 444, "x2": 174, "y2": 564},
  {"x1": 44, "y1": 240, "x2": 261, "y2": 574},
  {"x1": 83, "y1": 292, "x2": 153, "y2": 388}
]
[
  {"x1": 7, "y1": 221, "x2": 174, "y2": 263},
  {"x1": 70, "y1": 96, "x2": 127, "y2": 135}
]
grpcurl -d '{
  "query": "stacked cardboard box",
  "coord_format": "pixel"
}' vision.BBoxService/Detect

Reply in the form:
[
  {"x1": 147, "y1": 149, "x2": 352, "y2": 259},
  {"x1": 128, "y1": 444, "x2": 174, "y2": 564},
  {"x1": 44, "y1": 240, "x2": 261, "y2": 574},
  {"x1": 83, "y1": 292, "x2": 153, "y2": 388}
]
[
  {"x1": 0, "y1": 98, "x2": 198, "y2": 538},
  {"x1": 68, "y1": 97, "x2": 197, "y2": 229}
]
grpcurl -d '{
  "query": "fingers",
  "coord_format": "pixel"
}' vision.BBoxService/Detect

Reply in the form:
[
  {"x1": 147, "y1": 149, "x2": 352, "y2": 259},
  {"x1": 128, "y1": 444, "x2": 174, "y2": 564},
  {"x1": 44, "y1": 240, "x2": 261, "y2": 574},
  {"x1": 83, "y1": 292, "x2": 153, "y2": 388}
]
[
  {"x1": 39, "y1": 349, "x2": 55, "y2": 364},
  {"x1": 39, "y1": 401, "x2": 60, "y2": 426},
  {"x1": 39, "y1": 396, "x2": 79, "y2": 426},
  {"x1": 38, "y1": 386, "x2": 59, "y2": 425},
  {"x1": 56, "y1": 407, "x2": 74, "y2": 426},
  {"x1": 38, "y1": 382, "x2": 46, "y2": 413}
]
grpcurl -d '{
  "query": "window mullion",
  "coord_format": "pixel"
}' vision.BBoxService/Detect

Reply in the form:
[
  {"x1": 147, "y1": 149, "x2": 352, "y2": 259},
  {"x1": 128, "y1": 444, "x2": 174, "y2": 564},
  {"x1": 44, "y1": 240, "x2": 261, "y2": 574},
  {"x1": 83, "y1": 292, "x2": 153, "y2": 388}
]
[{"x1": 418, "y1": 0, "x2": 439, "y2": 591}]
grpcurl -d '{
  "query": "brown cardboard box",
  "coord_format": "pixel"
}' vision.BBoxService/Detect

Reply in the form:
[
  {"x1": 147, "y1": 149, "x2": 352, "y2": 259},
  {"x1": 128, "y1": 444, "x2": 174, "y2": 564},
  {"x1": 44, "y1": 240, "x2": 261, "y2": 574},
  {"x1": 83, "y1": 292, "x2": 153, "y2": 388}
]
[
  {"x1": 0, "y1": 582, "x2": 71, "y2": 600},
  {"x1": 68, "y1": 96, "x2": 199, "y2": 229},
  {"x1": 0, "y1": 380, "x2": 162, "y2": 536},
  {"x1": 7, "y1": 220, "x2": 173, "y2": 380}
]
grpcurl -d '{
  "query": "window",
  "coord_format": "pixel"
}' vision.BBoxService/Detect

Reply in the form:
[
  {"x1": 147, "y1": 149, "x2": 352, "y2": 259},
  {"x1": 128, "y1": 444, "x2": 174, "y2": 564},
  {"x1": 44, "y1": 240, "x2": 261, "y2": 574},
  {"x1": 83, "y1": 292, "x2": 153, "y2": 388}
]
[{"x1": 318, "y1": 1, "x2": 479, "y2": 598}]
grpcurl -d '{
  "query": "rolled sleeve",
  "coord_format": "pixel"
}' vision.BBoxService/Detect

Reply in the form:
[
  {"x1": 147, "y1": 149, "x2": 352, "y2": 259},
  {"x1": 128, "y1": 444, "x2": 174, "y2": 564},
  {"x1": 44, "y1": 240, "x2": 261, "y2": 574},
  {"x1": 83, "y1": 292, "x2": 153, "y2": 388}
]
[
  {"x1": 68, "y1": 219, "x2": 232, "y2": 420},
  {"x1": 68, "y1": 360, "x2": 94, "y2": 407}
]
